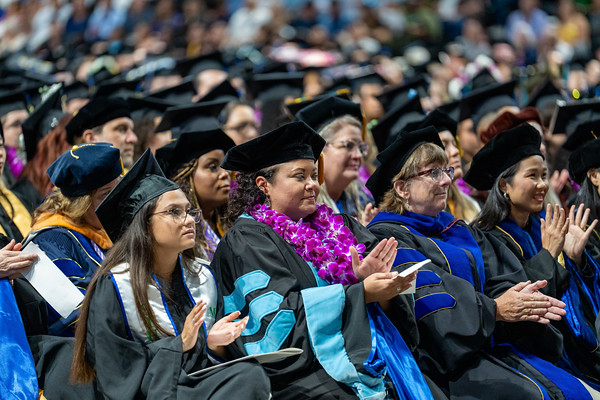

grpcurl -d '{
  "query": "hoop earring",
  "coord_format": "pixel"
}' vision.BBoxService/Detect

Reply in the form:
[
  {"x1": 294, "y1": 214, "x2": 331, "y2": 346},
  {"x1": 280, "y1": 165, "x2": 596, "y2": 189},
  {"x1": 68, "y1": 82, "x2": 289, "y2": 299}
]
[{"x1": 503, "y1": 192, "x2": 510, "y2": 202}]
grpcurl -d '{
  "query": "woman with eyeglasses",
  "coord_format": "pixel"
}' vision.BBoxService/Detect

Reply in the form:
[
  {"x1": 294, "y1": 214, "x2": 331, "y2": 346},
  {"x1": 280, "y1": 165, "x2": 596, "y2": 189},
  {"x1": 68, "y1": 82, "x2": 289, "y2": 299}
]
[
  {"x1": 294, "y1": 97, "x2": 375, "y2": 225},
  {"x1": 70, "y1": 150, "x2": 271, "y2": 400},
  {"x1": 220, "y1": 101, "x2": 260, "y2": 145},
  {"x1": 467, "y1": 124, "x2": 600, "y2": 388},
  {"x1": 157, "y1": 129, "x2": 235, "y2": 260},
  {"x1": 365, "y1": 126, "x2": 600, "y2": 399}
]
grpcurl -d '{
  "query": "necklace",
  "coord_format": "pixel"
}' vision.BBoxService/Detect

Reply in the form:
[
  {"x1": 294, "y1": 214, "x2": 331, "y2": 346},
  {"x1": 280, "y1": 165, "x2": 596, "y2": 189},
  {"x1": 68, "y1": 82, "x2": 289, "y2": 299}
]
[{"x1": 249, "y1": 203, "x2": 365, "y2": 285}]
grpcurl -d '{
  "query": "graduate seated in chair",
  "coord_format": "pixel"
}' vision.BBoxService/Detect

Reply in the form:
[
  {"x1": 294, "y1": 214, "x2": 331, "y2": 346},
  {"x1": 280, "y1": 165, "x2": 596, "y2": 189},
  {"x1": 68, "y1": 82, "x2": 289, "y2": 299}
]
[{"x1": 71, "y1": 150, "x2": 271, "y2": 400}]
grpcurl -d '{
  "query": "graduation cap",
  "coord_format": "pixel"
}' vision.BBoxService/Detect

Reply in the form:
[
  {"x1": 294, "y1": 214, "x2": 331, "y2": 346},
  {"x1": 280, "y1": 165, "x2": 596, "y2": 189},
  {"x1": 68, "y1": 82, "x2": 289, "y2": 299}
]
[
  {"x1": 47, "y1": 143, "x2": 124, "y2": 197},
  {"x1": 481, "y1": 106, "x2": 542, "y2": 144},
  {"x1": 92, "y1": 77, "x2": 143, "y2": 100},
  {"x1": 371, "y1": 95, "x2": 425, "y2": 151},
  {"x1": 126, "y1": 96, "x2": 174, "y2": 122},
  {"x1": 96, "y1": 149, "x2": 179, "y2": 242},
  {"x1": 284, "y1": 88, "x2": 351, "y2": 117},
  {"x1": 402, "y1": 109, "x2": 457, "y2": 138},
  {"x1": 293, "y1": 96, "x2": 364, "y2": 137},
  {"x1": 366, "y1": 126, "x2": 443, "y2": 206},
  {"x1": 65, "y1": 97, "x2": 131, "y2": 144},
  {"x1": 548, "y1": 99, "x2": 600, "y2": 135},
  {"x1": 527, "y1": 79, "x2": 563, "y2": 111},
  {"x1": 568, "y1": 137, "x2": 600, "y2": 184},
  {"x1": 347, "y1": 71, "x2": 386, "y2": 93},
  {"x1": 248, "y1": 72, "x2": 305, "y2": 102},
  {"x1": 156, "y1": 129, "x2": 236, "y2": 177},
  {"x1": 0, "y1": 89, "x2": 29, "y2": 117},
  {"x1": 463, "y1": 69, "x2": 498, "y2": 93},
  {"x1": 436, "y1": 99, "x2": 461, "y2": 122},
  {"x1": 154, "y1": 99, "x2": 227, "y2": 136},
  {"x1": 63, "y1": 81, "x2": 90, "y2": 102},
  {"x1": 147, "y1": 78, "x2": 197, "y2": 105},
  {"x1": 221, "y1": 121, "x2": 325, "y2": 173},
  {"x1": 459, "y1": 80, "x2": 517, "y2": 128},
  {"x1": 194, "y1": 79, "x2": 238, "y2": 104},
  {"x1": 376, "y1": 75, "x2": 428, "y2": 112},
  {"x1": 175, "y1": 51, "x2": 225, "y2": 78},
  {"x1": 21, "y1": 84, "x2": 65, "y2": 160},
  {"x1": 464, "y1": 123, "x2": 543, "y2": 191},
  {"x1": 324, "y1": 75, "x2": 352, "y2": 93},
  {"x1": 563, "y1": 120, "x2": 600, "y2": 151}
]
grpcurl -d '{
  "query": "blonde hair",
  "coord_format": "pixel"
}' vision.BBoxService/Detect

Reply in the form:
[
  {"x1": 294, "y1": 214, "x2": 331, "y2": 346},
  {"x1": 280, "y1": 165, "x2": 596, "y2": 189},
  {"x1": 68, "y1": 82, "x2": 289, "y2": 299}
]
[
  {"x1": 379, "y1": 143, "x2": 448, "y2": 214},
  {"x1": 32, "y1": 190, "x2": 94, "y2": 226}
]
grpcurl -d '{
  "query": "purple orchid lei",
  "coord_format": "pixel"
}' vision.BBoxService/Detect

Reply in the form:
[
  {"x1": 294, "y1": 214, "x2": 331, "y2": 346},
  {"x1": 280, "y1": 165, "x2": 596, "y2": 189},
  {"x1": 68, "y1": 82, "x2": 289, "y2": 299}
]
[{"x1": 249, "y1": 203, "x2": 365, "y2": 285}]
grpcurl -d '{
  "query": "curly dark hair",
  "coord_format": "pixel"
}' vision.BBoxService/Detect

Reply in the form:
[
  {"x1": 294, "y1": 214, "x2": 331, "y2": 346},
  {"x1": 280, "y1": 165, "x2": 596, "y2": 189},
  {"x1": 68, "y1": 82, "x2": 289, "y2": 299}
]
[{"x1": 226, "y1": 166, "x2": 279, "y2": 226}]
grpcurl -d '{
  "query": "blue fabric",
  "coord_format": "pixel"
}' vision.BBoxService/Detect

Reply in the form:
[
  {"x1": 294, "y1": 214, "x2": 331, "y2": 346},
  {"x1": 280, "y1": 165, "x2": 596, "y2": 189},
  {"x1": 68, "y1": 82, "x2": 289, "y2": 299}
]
[
  {"x1": 223, "y1": 270, "x2": 270, "y2": 314},
  {"x1": 109, "y1": 273, "x2": 134, "y2": 340},
  {"x1": 366, "y1": 303, "x2": 434, "y2": 400},
  {"x1": 244, "y1": 310, "x2": 296, "y2": 355},
  {"x1": 243, "y1": 291, "x2": 284, "y2": 337},
  {"x1": 416, "y1": 270, "x2": 442, "y2": 289},
  {"x1": 497, "y1": 215, "x2": 543, "y2": 260},
  {"x1": 301, "y1": 285, "x2": 387, "y2": 400},
  {"x1": 0, "y1": 278, "x2": 38, "y2": 400},
  {"x1": 414, "y1": 293, "x2": 456, "y2": 322},
  {"x1": 504, "y1": 344, "x2": 593, "y2": 400},
  {"x1": 370, "y1": 211, "x2": 486, "y2": 292}
]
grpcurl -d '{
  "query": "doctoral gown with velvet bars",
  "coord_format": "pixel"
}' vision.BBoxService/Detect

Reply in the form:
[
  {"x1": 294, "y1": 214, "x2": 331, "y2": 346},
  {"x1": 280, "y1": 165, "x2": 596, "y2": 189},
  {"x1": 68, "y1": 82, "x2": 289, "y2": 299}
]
[
  {"x1": 211, "y1": 214, "x2": 437, "y2": 400},
  {"x1": 488, "y1": 217, "x2": 600, "y2": 388},
  {"x1": 85, "y1": 265, "x2": 271, "y2": 400},
  {"x1": 368, "y1": 211, "x2": 594, "y2": 400}
]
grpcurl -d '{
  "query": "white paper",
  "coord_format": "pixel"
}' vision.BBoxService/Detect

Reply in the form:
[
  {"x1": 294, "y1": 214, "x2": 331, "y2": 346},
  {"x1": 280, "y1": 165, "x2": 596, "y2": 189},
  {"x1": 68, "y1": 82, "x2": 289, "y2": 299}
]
[
  {"x1": 189, "y1": 348, "x2": 303, "y2": 376},
  {"x1": 394, "y1": 259, "x2": 431, "y2": 295},
  {"x1": 21, "y1": 242, "x2": 85, "y2": 318}
]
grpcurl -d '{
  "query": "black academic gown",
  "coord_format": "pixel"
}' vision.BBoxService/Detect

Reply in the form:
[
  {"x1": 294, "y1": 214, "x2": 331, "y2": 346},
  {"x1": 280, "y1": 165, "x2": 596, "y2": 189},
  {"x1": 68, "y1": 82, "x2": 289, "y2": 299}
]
[
  {"x1": 212, "y1": 214, "x2": 430, "y2": 400},
  {"x1": 368, "y1": 211, "x2": 583, "y2": 400},
  {"x1": 86, "y1": 266, "x2": 270, "y2": 400},
  {"x1": 488, "y1": 220, "x2": 600, "y2": 387}
]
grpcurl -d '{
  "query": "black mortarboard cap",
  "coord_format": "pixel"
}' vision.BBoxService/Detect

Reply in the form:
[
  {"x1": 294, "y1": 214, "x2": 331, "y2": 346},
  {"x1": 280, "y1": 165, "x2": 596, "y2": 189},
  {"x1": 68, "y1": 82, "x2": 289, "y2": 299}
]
[
  {"x1": 436, "y1": 99, "x2": 461, "y2": 122},
  {"x1": 176, "y1": 51, "x2": 225, "y2": 78},
  {"x1": 92, "y1": 77, "x2": 143, "y2": 100},
  {"x1": 284, "y1": 88, "x2": 351, "y2": 117},
  {"x1": 465, "y1": 69, "x2": 498, "y2": 92},
  {"x1": 96, "y1": 149, "x2": 179, "y2": 242},
  {"x1": 376, "y1": 75, "x2": 428, "y2": 112},
  {"x1": 65, "y1": 97, "x2": 131, "y2": 144},
  {"x1": 527, "y1": 79, "x2": 563, "y2": 111},
  {"x1": 324, "y1": 75, "x2": 352, "y2": 93},
  {"x1": 127, "y1": 96, "x2": 174, "y2": 122},
  {"x1": 155, "y1": 99, "x2": 227, "y2": 136},
  {"x1": 563, "y1": 120, "x2": 600, "y2": 151},
  {"x1": 568, "y1": 138, "x2": 600, "y2": 184},
  {"x1": 464, "y1": 123, "x2": 543, "y2": 190},
  {"x1": 47, "y1": 143, "x2": 124, "y2": 197},
  {"x1": 366, "y1": 126, "x2": 443, "y2": 205},
  {"x1": 63, "y1": 81, "x2": 90, "y2": 102},
  {"x1": 371, "y1": 95, "x2": 425, "y2": 151},
  {"x1": 549, "y1": 99, "x2": 600, "y2": 135},
  {"x1": 347, "y1": 71, "x2": 386, "y2": 93},
  {"x1": 0, "y1": 90, "x2": 29, "y2": 117},
  {"x1": 459, "y1": 80, "x2": 517, "y2": 126},
  {"x1": 156, "y1": 129, "x2": 236, "y2": 178},
  {"x1": 293, "y1": 96, "x2": 363, "y2": 134},
  {"x1": 403, "y1": 109, "x2": 457, "y2": 137},
  {"x1": 21, "y1": 84, "x2": 65, "y2": 160},
  {"x1": 249, "y1": 72, "x2": 305, "y2": 102},
  {"x1": 147, "y1": 78, "x2": 197, "y2": 104},
  {"x1": 221, "y1": 121, "x2": 325, "y2": 173},
  {"x1": 195, "y1": 79, "x2": 238, "y2": 104}
]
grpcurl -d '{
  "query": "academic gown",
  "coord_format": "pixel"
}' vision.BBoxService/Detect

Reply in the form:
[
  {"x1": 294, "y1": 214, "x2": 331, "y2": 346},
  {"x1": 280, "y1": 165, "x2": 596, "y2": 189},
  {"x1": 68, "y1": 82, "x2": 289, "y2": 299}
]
[
  {"x1": 86, "y1": 263, "x2": 271, "y2": 400},
  {"x1": 368, "y1": 211, "x2": 594, "y2": 400},
  {"x1": 488, "y1": 216, "x2": 600, "y2": 388},
  {"x1": 212, "y1": 213, "x2": 439, "y2": 400}
]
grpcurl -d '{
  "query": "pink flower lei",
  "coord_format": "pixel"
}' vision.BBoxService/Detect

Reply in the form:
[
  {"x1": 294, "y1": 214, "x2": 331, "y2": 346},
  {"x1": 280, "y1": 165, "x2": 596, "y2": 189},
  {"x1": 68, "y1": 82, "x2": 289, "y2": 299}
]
[{"x1": 249, "y1": 203, "x2": 365, "y2": 285}]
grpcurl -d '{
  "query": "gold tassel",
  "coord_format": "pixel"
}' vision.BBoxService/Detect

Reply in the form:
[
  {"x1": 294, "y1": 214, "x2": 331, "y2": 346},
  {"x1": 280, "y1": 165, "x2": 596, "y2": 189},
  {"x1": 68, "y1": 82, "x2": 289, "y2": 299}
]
[
  {"x1": 318, "y1": 153, "x2": 325, "y2": 185},
  {"x1": 592, "y1": 130, "x2": 597, "y2": 140}
]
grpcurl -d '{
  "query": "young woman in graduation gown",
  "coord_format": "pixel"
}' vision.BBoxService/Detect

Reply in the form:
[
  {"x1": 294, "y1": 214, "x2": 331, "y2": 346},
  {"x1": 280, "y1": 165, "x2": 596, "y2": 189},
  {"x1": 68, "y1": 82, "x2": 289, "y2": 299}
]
[
  {"x1": 156, "y1": 128, "x2": 235, "y2": 260},
  {"x1": 467, "y1": 125, "x2": 600, "y2": 388},
  {"x1": 71, "y1": 150, "x2": 271, "y2": 400},
  {"x1": 212, "y1": 121, "x2": 442, "y2": 400},
  {"x1": 365, "y1": 126, "x2": 597, "y2": 399}
]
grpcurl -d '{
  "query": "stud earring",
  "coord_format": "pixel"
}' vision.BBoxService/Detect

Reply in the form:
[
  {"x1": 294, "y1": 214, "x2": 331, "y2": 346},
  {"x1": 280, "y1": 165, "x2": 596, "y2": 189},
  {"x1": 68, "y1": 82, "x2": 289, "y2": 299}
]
[{"x1": 503, "y1": 192, "x2": 510, "y2": 201}]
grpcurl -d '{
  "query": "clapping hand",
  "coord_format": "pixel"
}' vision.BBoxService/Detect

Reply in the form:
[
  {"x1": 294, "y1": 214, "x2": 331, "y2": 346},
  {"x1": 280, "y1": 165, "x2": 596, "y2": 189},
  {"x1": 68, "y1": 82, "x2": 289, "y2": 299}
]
[
  {"x1": 351, "y1": 237, "x2": 398, "y2": 280},
  {"x1": 181, "y1": 301, "x2": 207, "y2": 352},
  {"x1": 540, "y1": 204, "x2": 569, "y2": 258},
  {"x1": 207, "y1": 311, "x2": 248, "y2": 356},
  {"x1": 563, "y1": 204, "x2": 598, "y2": 265},
  {"x1": 495, "y1": 280, "x2": 566, "y2": 325}
]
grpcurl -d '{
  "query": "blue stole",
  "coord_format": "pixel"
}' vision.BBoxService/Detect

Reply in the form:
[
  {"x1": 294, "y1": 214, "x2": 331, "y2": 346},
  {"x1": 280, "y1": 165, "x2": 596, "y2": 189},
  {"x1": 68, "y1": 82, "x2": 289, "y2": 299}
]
[
  {"x1": 370, "y1": 211, "x2": 486, "y2": 292},
  {"x1": 497, "y1": 215, "x2": 542, "y2": 260},
  {"x1": 0, "y1": 278, "x2": 38, "y2": 399}
]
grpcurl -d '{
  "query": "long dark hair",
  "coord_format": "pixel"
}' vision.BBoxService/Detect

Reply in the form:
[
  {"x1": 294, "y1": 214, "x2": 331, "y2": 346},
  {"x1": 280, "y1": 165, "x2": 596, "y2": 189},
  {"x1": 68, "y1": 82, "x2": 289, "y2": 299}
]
[
  {"x1": 573, "y1": 172, "x2": 600, "y2": 223},
  {"x1": 71, "y1": 195, "x2": 192, "y2": 383},
  {"x1": 472, "y1": 162, "x2": 520, "y2": 231},
  {"x1": 226, "y1": 166, "x2": 278, "y2": 226}
]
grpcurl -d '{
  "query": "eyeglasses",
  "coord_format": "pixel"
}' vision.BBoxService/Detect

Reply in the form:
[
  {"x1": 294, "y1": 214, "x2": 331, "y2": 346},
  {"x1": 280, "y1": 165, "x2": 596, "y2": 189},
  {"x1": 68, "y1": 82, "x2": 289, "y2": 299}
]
[
  {"x1": 408, "y1": 167, "x2": 454, "y2": 182},
  {"x1": 327, "y1": 140, "x2": 369, "y2": 157},
  {"x1": 151, "y1": 208, "x2": 202, "y2": 224}
]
